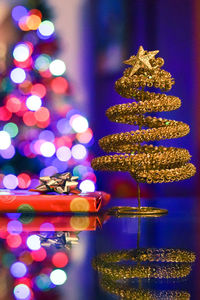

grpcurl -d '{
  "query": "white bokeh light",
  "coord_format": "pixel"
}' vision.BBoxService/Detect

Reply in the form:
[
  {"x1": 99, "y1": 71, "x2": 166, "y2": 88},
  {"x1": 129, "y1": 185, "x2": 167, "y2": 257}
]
[
  {"x1": 13, "y1": 44, "x2": 30, "y2": 62},
  {"x1": 26, "y1": 234, "x2": 41, "y2": 250},
  {"x1": 49, "y1": 59, "x2": 66, "y2": 76},
  {"x1": 56, "y1": 146, "x2": 71, "y2": 161},
  {"x1": 50, "y1": 269, "x2": 67, "y2": 285},
  {"x1": 10, "y1": 68, "x2": 26, "y2": 84},
  {"x1": 3, "y1": 174, "x2": 18, "y2": 189},
  {"x1": 26, "y1": 95, "x2": 42, "y2": 111},
  {"x1": 80, "y1": 180, "x2": 95, "y2": 192},
  {"x1": 38, "y1": 20, "x2": 54, "y2": 37},
  {"x1": 0, "y1": 131, "x2": 11, "y2": 150},
  {"x1": 71, "y1": 144, "x2": 87, "y2": 160},
  {"x1": 40, "y1": 142, "x2": 56, "y2": 157},
  {"x1": 70, "y1": 115, "x2": 88, "y2": 133}
]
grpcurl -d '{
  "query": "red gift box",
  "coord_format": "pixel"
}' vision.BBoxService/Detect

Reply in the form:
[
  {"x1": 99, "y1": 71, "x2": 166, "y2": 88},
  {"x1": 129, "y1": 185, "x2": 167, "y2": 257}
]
[{"x1": 0, "y1": 190, "x2": 110, "y2": 213}]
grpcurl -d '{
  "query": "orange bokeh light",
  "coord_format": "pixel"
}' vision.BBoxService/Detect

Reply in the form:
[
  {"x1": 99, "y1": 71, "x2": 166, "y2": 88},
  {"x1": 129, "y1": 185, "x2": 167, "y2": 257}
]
[
  {"x1": 26, "y1": 15, "x2": 41, "y2": 30},
  {"x1": 34, "y1": 107, "x2": 50, "y2": 122}
]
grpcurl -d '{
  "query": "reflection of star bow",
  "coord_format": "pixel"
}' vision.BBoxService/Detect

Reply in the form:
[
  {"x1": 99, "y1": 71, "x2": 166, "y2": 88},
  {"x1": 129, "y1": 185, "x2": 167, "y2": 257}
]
[
  {"x1": 123, "y1": 45, "x2": 159, "y2": 76},
  {"x1": 36, "y1": 172, "x2": 80, "y2": 194},
  {"x1": 38, "y1": 231, "x2": 79, "y2": 249}
]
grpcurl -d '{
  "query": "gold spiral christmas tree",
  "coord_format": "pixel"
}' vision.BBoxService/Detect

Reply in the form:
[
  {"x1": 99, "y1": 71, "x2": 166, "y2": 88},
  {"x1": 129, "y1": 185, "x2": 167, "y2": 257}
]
[{"x1": 92, "y1": 46, "x2": 196, "y2": 214}]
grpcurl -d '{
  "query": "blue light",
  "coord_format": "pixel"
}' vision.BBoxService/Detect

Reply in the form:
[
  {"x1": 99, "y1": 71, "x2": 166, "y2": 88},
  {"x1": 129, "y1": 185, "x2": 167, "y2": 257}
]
[
  {"x1": 12, "y1": 6, "x2": 28, "y2": 22},
  {"x1": 10, "y1": 262, "x2": 27, "y2": 278}
]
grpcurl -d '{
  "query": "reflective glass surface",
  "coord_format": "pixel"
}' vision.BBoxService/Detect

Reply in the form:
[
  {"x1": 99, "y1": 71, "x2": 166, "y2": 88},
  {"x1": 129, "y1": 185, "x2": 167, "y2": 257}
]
[{"x1": 0, "y1": 197, "x2": 199, "y2": 299}]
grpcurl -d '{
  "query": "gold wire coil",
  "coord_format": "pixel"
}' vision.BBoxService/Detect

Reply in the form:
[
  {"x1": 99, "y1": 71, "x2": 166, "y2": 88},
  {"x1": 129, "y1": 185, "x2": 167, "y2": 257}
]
[{"x1": 91, "y1": 53, "x2": 196, "y2": 184}]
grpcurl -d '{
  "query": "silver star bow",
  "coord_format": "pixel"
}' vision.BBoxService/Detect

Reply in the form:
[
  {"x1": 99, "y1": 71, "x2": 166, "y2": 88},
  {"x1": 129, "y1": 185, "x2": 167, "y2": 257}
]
[{"x1": 36, "y1": 172, "x2": 80, "y2": 194}]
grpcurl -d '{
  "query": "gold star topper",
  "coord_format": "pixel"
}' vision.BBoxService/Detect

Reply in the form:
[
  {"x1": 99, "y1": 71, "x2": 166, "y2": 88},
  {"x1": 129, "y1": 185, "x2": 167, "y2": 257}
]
[{"x1": 123, "y1": 46, "x2": 159, "y2": 76}]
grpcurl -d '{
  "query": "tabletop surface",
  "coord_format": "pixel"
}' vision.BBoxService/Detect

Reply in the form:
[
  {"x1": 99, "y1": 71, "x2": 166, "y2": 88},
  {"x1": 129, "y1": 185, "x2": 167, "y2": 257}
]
[{"x1": 0, "y1": 197, "x2": 199, "y2": 300}]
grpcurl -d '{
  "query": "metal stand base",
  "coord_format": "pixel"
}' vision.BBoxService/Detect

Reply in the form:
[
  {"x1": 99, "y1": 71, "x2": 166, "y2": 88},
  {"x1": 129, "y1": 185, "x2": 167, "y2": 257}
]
[{"x1": 108, "y1": 206, "x2": 168, "y2": 217}]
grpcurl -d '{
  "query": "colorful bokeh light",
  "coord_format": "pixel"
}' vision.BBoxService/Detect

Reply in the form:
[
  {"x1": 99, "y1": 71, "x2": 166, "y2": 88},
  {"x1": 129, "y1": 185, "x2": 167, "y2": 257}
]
[
  {"x1": 0, "y1": 131, "x2": 11, "y2": 150},
  {"x1": 13, "y1": 284, "x2": 30, "y2": 300},
  {"x1": 3, "y1": 174, "x2": 18, "y2": 189},
  {"x1": 26, "y1": 95, "x2": 42, "y2": 111},
  {"x1": 13, "y1": 44, "x2": 30, "y2": 62},
  {"x1": 38, "y1": 20, "x2": 54, "y2": 38},
  {"x1": 10, "y1": 68, "x2": 26, "y2": 84},
  {"x1": 10, "y1": 262, "x2": 27, "y2": 278},
  {"x1": 49, "y1": 59, "x2": 66, "y2": 76},
  {"x1": 26, "y1": 234, "x2": 41, "y2": 251},
  {"x1": 50, "y1": 269, "x2": 67, "y2": 285}
]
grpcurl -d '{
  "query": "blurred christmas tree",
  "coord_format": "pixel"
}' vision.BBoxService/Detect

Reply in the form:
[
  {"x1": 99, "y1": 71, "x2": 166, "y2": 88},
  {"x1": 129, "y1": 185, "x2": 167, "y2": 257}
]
[{"x1": 0, "y1": 1, "x2": 95, "y2": 192}]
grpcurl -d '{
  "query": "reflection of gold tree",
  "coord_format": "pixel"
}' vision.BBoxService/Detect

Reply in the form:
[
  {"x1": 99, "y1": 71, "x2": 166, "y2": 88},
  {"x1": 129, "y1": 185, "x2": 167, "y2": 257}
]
[
  {"x1": 93, "y1": 248, "x2": 195, "y2": 280},
  {"x1": 93, "y1": 248, "x2": 195, "y2": 300},
  {"x1": 99, "y1": 278, "x2": 190, "y2": 300},
  {"x1": 92, "y1": 215, "x2": 196, "y2": 299}
]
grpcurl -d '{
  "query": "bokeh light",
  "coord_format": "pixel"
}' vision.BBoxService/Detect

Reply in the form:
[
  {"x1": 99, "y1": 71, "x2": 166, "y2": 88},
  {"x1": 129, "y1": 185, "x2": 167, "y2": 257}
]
[
  {"x1": 12, "y1": 6, "x2": 28, "y2": 22},
  {"x1": 76, "y1": 128, "x2": 93, "y2": 144},
  {"x1": 0, "y1": 131, "x2": 11, "y2": 150},
  {"x1": 50, "y1": 269, "x2": 67, "y2": 285},
  {"x1": 35, "y1": 274, "x2": 51, "y2": 291},
  {"x1": 0, "y1": 145, "x2": 15, "y2": 159},
  {"x1": 49, "y1": 59, "x2": 66, "y2": 76},
  {"x1": 13, "y1": 284, "x2": 30, "y2": 300},
  {"x1": 26, "y1": 95, "x2": 42, "y2": 111},
  {"x1": 6, "y1": 234, "x2": 22, "y2": 248},
  {"x1": 38, "y1": 20, "x2": 54, "y2": 38},
  {"x1": 7, "y1": 220, "x2": 23, "y2": 234},
  {"x1": 3, "y1": 122, "x2": 18, "y2": 138},
  {"x1": 80, "y1": 179, "x2": 95, "y2": 192},
  {"x1": 35, "y1": 54, "x2": 51, "y2": 71},
  {"x1": 70, "y1": 114, "x2": 88, "y2": 133},
  {"x1": 40, "y1": 141, "x2": 55, "y2": 157},
  {"x1": 56, "y1": 146, "x2": 71, "y2": 161},
  {"x1": 51, "y1": 77, "x2": 68, "y2": 94},
  {"x1": 10, "y1": 68, "x2": 26, "y2": 84},
  {"x1": 35, "y1": 107, "x2": 50, "y2": 122},
  {"x1": 13, "y1": 44, "x2": 30, "y2": 62},
  {"x1": 17, "y1": 173, "x2": 31, "y2": 189},
  {"x1": 6, "y1": 96, "x2": 21, "y2": 113},
  {"x1": 39, "y1": 130, "x2": 55, "y2": 141},
  {"x1": 52, "y1": 252, "x2": 69, "y2": 268},
  {"x1": 31, "y1": 247, "x2": 47, "y2": 262},
  {"x1": 31, "y1": 83, "x2": 46, "y2": 98},
  {"x1": 71, "y1": 144, "x2": 87, "y2": 160},
  {"x1": 10, "y1": 262, "x2": 27, "y2": 278},
  {"x1": 26, "y1": 234, "x2": 41, "y2": 250},
  {"x1": 3, "y1": 174, "x2": 18, "y2": 189}
]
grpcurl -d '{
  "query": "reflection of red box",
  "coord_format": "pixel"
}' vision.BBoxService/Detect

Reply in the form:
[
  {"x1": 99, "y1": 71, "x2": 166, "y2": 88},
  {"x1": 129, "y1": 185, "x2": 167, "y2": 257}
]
[
  {"x1": 0, "y1": 190, "x2": 110, "y2": 213},
  {"x1": 0, "y1": 215, "x2": 107, "y2": 232}
]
